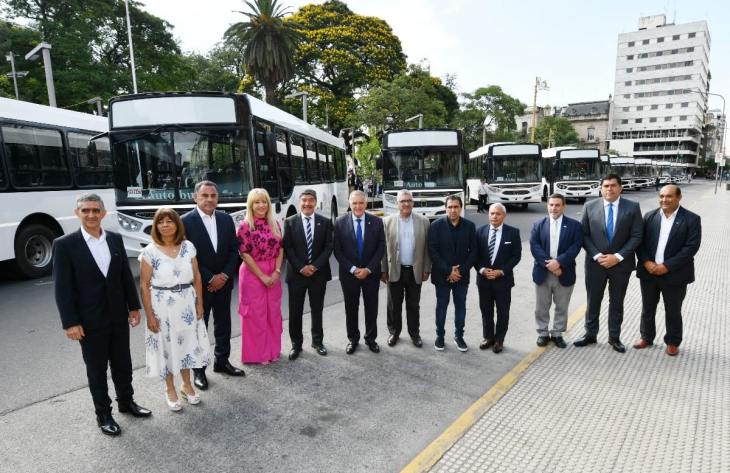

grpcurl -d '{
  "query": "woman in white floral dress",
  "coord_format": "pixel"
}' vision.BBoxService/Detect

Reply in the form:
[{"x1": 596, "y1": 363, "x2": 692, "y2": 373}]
[{"x1": 139, "y1": 207, "x2": 211, "y2": 411}]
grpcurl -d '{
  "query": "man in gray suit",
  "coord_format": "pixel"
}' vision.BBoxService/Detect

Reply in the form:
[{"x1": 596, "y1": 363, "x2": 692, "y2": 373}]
[
  {"x1": 381, "y1": 189, "x2": 431, "y2": 348},
  {"x1": 574, "y1": 174, "x2": 643, "y2": 353}
]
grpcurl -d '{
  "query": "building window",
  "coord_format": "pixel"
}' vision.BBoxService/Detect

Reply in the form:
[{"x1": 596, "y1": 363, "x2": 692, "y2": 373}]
[
  {"x1": 688, "y1": 32, "x2": 696, "y2": 38},
  {"x1": 679, "y1": 116, "x2": 687, "y2": 121},
  {"x1": 664, "y1": 116, "x2": 672, "y2": 122},
  {"x1": 625, "y1": 81, "x2": 632, "y2": 86},
  {"x1": 621, "y1": 119, "x2": 629, "y2": 124},
  {"x1": 628, "y1": 41, "x2": 635, "y2": 47},
  {"x1": 624, "y1": 94, "x2": 631, "y2": 99},
  {"x1": 666, "y1": 103, "x2": 673, "y2": 109},
  {"x1": 622, "y1": 107, "x2": 630, "y2": 112},
  {"x1": 650, "y1": 117, "x2": 657, "y2": 123},
  {"x1": 635, "y1": 118, "x2": 643, "y2": 123},
  {"x1": 672, "y1": 34, "x2": 680, "y2": 40},
  {"x1": 681, "y1": 102, "x2": 688, "y2": 107},
  {"x1": 627, "y1": 55, "x2": 634, "y2": 60},
  {"x1": 657, "y1": 37, "x2": 664, "y2": 43},
  {"x1": 637, "y1": 106, "x2": 644, "y2": 111},
  {"x1": 651, "y1": 104, "x2": 659, "y2": 110},
  {"x1": 687, "y1": 46, "x2": 694, "y2": 52},
  {"x1": 626, "y1": 67, "x2": 633, "y2": 73},
  {"x1": 642, "y1": 39, "x2": 650, "y2": 45},
  {"x1": 639, "y1": 53, "x2": 649, "y2": 58},
  {"x1": 587, "y1": 127, "x2": 595, "y2": 141}
]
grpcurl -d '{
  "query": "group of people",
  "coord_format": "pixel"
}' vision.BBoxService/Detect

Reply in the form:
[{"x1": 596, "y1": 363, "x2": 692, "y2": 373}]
[{"x1": 53, "y1": 174, "x2": 701, "y2": 437}]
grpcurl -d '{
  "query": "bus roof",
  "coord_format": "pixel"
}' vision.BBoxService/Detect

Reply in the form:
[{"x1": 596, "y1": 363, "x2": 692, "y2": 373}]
[
  {"x1": 556, "y1": 148, "x2": 600, "y2": 159},
  {"x1": 0, "y1": 97, "x2": 107, "y2": 132},
  {"x1": 381, "y1": 129, "x2": 460, "y2": 148},
  {"x1": 469, "y1": 141, "x2": 513, "y2": 158},
  {"x1": 609, "y1": 156, "x2": 635, "y2": 164},
  {"x1": 541, "y1": 146, "x2": 575, "y2": 159}
]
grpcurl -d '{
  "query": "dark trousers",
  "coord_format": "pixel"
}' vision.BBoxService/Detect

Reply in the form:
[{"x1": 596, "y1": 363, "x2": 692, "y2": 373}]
[
  {"x1": 197, "y1": 285, "x2": 233, "y2": 371},
  {"x1": 584, "y1": 263, "x2": 631, "y2": 340},
  {"x1": 340, "y1": 273, "x2": 380, "y2": 343},
  {"x1": 435, "y1": 284, "x2": 468, "y2": 338},
  {"x1": 478, "y1": 282, "x2": 512, "y2": 342},
  {"x1": 386, "y1": 266, "x2": 422, "y2": 338},
  {"x1": 79, "y1": 324, "x2": 133, "y2": 416},
  {"x1": 478, "y1": 194, "x2": 487, "y2": 212},
  {"x1": 288, "y1": 276, "x2": 327, "y2": 347},
  {"x1": 640, "y1": 278, "x2": 687, "y2": 346}
]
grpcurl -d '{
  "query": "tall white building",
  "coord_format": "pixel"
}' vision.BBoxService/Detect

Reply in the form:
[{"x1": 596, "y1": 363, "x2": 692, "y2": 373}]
[{"x1": 609, "y1": 14, "x2": 710, "y2": 166}]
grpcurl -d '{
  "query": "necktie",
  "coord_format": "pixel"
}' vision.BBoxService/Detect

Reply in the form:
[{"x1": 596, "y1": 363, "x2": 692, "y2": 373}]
[
  {"x1": 356, "y1": 218, "x2": 364, "y2": 260},
  {"x1": 606, "y1": 203, "x2": 614, "y2": 244},
  {"x1": 487, "y1": 227, "x2": 497, "y2": 263},
  {"x1": 305, "y1": 217, "x2": 313, "y2": 263},
  {"x1": 550, "y1": 219, "x2": 559, "y2": 258}
]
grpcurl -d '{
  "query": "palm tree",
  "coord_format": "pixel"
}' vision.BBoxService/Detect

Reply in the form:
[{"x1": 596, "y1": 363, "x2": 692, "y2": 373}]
[{"x1": 225, "y1": 0, "x2": 302, "y2": 104}]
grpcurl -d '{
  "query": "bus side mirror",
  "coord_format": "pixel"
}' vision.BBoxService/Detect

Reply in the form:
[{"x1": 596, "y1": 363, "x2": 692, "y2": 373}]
[{"x1": 264, "y1": 132, "x2": 277, "y2": 157}]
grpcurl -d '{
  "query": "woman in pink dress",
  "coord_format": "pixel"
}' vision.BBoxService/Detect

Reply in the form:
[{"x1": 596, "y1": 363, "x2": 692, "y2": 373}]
[{"x1": 237, "y1": 188, "x2": 284, "y2": 364}]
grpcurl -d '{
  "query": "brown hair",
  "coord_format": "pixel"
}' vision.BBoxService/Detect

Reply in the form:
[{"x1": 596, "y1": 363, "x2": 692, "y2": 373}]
[{"x1": 150, "y1": 207, "x2": 185, "y2": 246}]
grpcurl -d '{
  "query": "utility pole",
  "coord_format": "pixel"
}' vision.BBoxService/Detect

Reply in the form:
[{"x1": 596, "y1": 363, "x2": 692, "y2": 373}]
[
  {"x1": 125, "y1": 0, "x2": 138, "y2": 93},
  {"x1": 405, "y1": 113, "x2": 423, "y2": 129},
  {"x1": 286, "y1": 91, "x2": 309, "y2": 122},
  {"x1": 530, "y1": 77, "x2": 548, "y2": 143}
]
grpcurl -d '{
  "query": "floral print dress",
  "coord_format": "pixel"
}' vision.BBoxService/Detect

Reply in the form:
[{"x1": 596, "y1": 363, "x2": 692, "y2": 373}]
[{"x1": 139, "y1": 240, "x2": 211, "y2": 380}]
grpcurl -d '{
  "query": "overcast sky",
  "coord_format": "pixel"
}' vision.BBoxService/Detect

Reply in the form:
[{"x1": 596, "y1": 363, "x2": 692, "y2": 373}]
[{"x1": 138, "y1": 0, "x2": 730, "y2": 111}]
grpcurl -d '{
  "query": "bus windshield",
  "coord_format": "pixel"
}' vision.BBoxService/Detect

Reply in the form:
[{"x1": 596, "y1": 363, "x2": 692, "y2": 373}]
[
  {"x1": 488, "y1": 156, "x2": 540, "y2": 183},
  {"x1": 557, "y1": 158, "x2": 601, "y2": 180},
  {"x1": 383, "y1": 148, "x2": 462, "y2": 189},
  {"x1": 112, "y1": 128, "x2": 252, "y2": 203}
]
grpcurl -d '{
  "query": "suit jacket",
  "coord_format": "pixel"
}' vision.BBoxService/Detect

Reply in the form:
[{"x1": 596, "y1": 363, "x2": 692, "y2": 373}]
[
  {"x1": 181, "y1": 208, "x2": 239, "y2": 287},
  {"x1": 581, "y1": 197, "x2": 643, "y2": 272},
  {"x1": 333, "y1": 212, "x2": 385, "y2": 279},
  {"x1": 381, "y1": 212, "x2": 432, "y2": 283},
  {"x1": 636, "y1": 206, "x2": 701, "y2": 285},
  {"x1": 283, "y1": 212, "x2": 333, "y2": 283},
  {"x1": 530, "y1": 215, "x2": 583, "y2": 286},
  {"x1": 428, "y1": 217, "x2": 476, "y2": 287},
  {"x1": 474, "y1": 224, "x2": 522, "y2": 288},
  {"x1": 53, "y1": 229, "x2": 141, "y2": 330}
]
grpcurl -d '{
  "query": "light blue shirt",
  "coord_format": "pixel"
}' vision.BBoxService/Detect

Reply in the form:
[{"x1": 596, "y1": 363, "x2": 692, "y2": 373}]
[{"x1": 398, "y1": 215, "x2": 415, "y2": 266}]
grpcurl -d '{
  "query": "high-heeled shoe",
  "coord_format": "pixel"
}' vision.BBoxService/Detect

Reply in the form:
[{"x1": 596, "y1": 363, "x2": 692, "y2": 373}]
[
  {"x1": 180, "y1": 388, "x2": 201, "y2": 405},
  {"x1": 165, "y1": 392, "x2": 182, "y2": 412}
]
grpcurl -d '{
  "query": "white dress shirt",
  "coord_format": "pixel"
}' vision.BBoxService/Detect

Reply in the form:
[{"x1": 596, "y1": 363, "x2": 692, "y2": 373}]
[
  {"x1": 478, "y1": 183, "x2": 489, "y2": 195},
  {"x1": 81, "y1": 227, "x2": 111, "y2": 277},
  {"x1": 655, "y1": 207, "x2": 679, "y2": 264},
  {"x1": 549, "y1": 215, "x2": 563, "y2": 259},
  {"x1": 593, "y1": 197, "x2": 624, "y2": 262},
  {"x1": 398, "y1": 215, "x2": 415, "y2": 266},
  {"x1": 480, "y1": 224, "x2": 503, "y2": 273},
  {"x1": 197, "y1": 206, "x2": 217, "y2": 252},
  {"x1": 301, "y1": 212, "x2": 316, "y2": 240}
]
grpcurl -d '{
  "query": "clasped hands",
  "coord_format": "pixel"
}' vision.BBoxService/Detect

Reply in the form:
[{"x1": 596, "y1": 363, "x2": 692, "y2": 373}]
[
  {"x1": 544, "y1": 259, "x2": 563, "y2": 277},
  {"x1": 479, "y1": 266, "x2": 504, "y2": 280},
  {"x1": 259, "y1": 270, "x2": 280, "y2": 287},
  {"x1": 207, "y1": 273, "x2": 228, "y2": 292},
  {"x1": 299, "y1": 264, "x2": 318, "y2": 277},
  {"x1": 597, "y1": 253, "x2": 620, "y2": 269},
  {"x1": 643, "y1": 260, "x2": 669, "y2": 276},
  {"x1": 353, "y1": 267, "x2": 371, "y2": 280},
  {"x1": 448, "y1": 265, "x2": 464, "y2": 283}
]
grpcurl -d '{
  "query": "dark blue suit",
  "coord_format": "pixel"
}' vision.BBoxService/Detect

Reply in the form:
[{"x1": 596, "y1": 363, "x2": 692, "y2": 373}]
[
  {"x1": 428, "y1": 216, "x2": 476, "y2": 339},
  {"x1": 474, "y1": 224, "x2": 522, "y2": 342},
  {"x1": 333, "y1": 212, "x2": 385, "y2": 344},
  {"x1": 182, "y1": 208, "x2": 239, "y2": 366},
  {"x1": 636, "y1": 206, "x2": 701, "y2": 346},
  {"x1": 530, "y1": 216, "x2": 583, "y2": 287}
]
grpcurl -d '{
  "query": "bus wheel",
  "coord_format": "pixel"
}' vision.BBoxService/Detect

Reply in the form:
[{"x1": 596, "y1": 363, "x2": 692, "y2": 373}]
[
  {"x1": 331, "y1": 199, "x2": 338, "y2": 224},
  {"x1": 14, "y1": 224, "x2": 57, "y2": 278},
  {"x1": 520, "y1": 203, "x2": 528, "y2": 210}
]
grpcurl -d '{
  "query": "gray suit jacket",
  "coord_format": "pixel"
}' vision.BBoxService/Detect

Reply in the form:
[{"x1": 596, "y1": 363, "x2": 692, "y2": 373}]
[
  {"x1": 381, "y1": 212, "x2": 431, "y2": 283},
  {"x1": 581, "y1": 196, "x2": 643, "y2": 272}
]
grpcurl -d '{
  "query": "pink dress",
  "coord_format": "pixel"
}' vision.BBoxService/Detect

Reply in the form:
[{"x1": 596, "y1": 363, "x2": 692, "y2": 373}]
[{"x1": 237, "y1": 218, "x2": 283, "y2": 364}]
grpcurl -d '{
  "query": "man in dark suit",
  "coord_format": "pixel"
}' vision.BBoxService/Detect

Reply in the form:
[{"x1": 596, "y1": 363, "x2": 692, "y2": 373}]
[
  {"x1": 283, "y1": 189, "x2": 333, "y2": 360},
  {"x1": 574, "y1": 174, "x2": 643, "y2": 353},
  {"x1": 474, "y1": 203, "x2": 522, "y2": 353},
  {"x1": 333, "y1": 190, "x2": 385, "y2": 354},
  {"x1": 428, "y1": 196, "x2": 476, "y2": 352},
  {"x1": 53, "y1": 193, "x2": 151, "y2": 436},
  {"x1": 182, "y1": 181, "x2": 244, "y2": 390},
  {"x1": 633, "y1": 184, "x2": 701, "y2": 356},
  {"x1": 529, "y1": 194, "x2": 583, "y2": 349}
]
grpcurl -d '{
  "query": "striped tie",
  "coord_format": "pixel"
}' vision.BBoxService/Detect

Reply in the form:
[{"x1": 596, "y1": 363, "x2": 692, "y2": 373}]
[
  {"x1": 305, "y1": 217, "x2": 313, "y2": 263},
  {"x1": 487, "y1": 227, "x2": 497, "y2": 263}
]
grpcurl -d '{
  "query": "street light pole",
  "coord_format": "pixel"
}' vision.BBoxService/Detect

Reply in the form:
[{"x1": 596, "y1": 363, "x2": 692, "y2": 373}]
[
  {"x1": 25, "y1": 42, "x2": 56, "y2": 107},
  {"x1": 286, "y1": 91, "x2": 309, "y2": 122},
  {"x1": 5, "y1": 52, "x2": 20, "y2": 100},
  {"x1": 530, "y1": 77, "x2": 549, "y2": 143},
  {"x1": 405, "y1": 113, "x2": 423, "y2": 129},
  {"x1": 125, "y1": 0, "x2": 138, "y2": 93}
]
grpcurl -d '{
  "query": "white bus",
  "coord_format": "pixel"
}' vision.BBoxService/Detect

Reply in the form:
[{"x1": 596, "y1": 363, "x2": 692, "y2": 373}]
[
  {"x1": 380, "y1": 129, "x2": 465, "y2": 218},
  {"x1": 551, "y1": 148, "x2": 602, "y2": 202},
  {"x1": 467, "y1": 143, "x2": 544, "y2": 209},
  {"x1": 608, "y1": 156, "x2": 637, "y2": 190},
  {"x1": 102, "y1": 92, "x2": 348, "y2": 255},
  {"x1": 0, "y1": 97, "x2": 112, "y2": 278},
  {"x1": 465, "y1": 141, "x2": 511, "y2": 205}
]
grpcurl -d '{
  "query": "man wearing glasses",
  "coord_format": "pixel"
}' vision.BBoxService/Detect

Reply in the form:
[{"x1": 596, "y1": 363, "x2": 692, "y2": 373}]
[{"x1": 381, "y1": 190, "x2": 431, "y2": 348}]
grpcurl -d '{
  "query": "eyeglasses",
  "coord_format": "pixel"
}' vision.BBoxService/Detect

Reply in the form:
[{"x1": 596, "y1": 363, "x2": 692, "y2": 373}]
[
  {"x1": 79, "y1": 208, "x2": 103, "y2": 214},
  {"x1": 398, "y1": 199, "x2": 413, "y2": 204}
]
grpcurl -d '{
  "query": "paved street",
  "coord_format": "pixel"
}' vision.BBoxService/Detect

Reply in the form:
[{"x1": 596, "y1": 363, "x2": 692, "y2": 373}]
[{"x1": 0, "y1": 182, "x2": 714, "y2": 472}]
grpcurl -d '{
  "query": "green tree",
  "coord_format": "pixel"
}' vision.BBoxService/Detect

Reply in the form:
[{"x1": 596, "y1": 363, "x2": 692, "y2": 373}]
[
  {"x1": 225, "y1": 0, "x2": 302, "y2": 105},
  {"x1": 535, "y1": 116, "x2": 580, "y2": 148},
  {"x1": 354, "y1": 135, "x2": 381, "y2": 184},
  {"x1": 454, "y1": 85, "x2": 526, "y2": 151},
  {"x1": 358, "y1": 65, "x2": 451, "y2": 130},
  {"x1": 285, "y1": 0, "x2": 406, "y2": 132}
]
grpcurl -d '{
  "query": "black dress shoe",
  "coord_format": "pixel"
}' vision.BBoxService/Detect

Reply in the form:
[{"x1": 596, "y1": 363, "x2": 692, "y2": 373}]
[
  {"x1": 411, "y1": 336, "x2": 423, "y2": 348},
  {"x1": 573, "y1": 335, "x2": 598, "y2": 347},
  {"x1": 608, "y1": 338, "x2": 626, "y2": 353},
  {"x1": 367, "y1": 341, "x2": 380, "y2": 353},
  {"x1": 551, "y1": 336, "x2": 567, "y2": 349},
  {"x1": 193, "y1": 370, "x2": 208, "y2": 390},
  {"x1": 213, "y1": 360, "x2": 246, "y2": 377},
  {"x1": 96, "y1": 413, "x2": 121, "y2": 436},
  {"x1": 289, "y1": 346, "x2": 302, "y2": 360},
  {"x1": 479, "y1": 338, "x2": 495, "y2": 350},
  {"x1": 118, "y1": 400, "x2": 152, "y2": 417},
  {"x1": 387, "y1": 334, "x2": 399, "y2": 347},
  {"x1": 346, "y1": 342, "x2": 357, "y2": 355},
  {"x1": 492, "y1": 341, "x2": 504, "y2": 354},
  {"x1": 536, "y1": 335, "x2": 550, "y2": 347},
  {"x1": 312, "y1": 343, "x2": 328, "y2": 356}
]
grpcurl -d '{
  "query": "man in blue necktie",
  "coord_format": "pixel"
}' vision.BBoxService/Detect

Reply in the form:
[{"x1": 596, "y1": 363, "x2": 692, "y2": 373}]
[
  {"x1": 574, "y1": 174, "x2": 643, "y2": 353},
  {"x1": 333, "y1": 190, "x2": 385, "y2": 355}
]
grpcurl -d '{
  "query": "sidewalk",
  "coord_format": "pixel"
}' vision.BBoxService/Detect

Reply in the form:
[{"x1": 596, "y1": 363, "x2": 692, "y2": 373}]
[{"x1": 413, "y1": 184, "x2": 729, "y2": 472}]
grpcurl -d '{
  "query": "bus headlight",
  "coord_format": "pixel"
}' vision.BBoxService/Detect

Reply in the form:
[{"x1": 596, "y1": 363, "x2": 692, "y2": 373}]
[
  {"x1": 530, "y1": 184, "x2": 543, "y2": 193},
  {"x1": 556, "y1": 184, "x2": 567, "y2": 190},
  {"x1": 487, "y1": 185, "x2": 501, "y2": 193},
  {"x1": 383, "y1": 193, "x2": 397, "y2": 204},
  {"x1": 590, "y1": 183, "x2": 599, "y2": 189},
  {"x1": 117, "y1": 214, "x2": 142, "y2": 232}
]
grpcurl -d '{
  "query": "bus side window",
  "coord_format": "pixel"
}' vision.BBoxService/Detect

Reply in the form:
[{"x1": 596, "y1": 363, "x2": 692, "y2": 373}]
[
  {"x1": 305, "y1": 139, "x2": 320, "y2": 184},
  {"x1": 334, "y1": 149, "x2": 345, "y2": 181},
  {"x1": 254, "y1": 121, "x2": 279, "y2": 198},
  {"x1": 2, "y1": 125, "x2": 70, "y2": 189},
  {"x1": 326, "y1": 145, "x2": 336, "y2": 183},
  {"x1": 290, "y1": 134, "x2": 307, "y2": 183},
  {"x1": 318, "y1": 143, "x2": 330, "y2": 182},
  {"x1": 275, "y1": 128, "x2": 293, "y2": 199},
  {"x1": 70, "y1": 132, "x2": 113, "y2": 188}
]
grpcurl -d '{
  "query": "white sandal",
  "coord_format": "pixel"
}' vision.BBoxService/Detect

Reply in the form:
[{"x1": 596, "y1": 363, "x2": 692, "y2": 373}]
[
  {"x1": 180, "y1": 389, "x2": 201, "y2": 405},
  {"x1": 165, "y1": 392, "x2": 183, "y2": 412}
]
